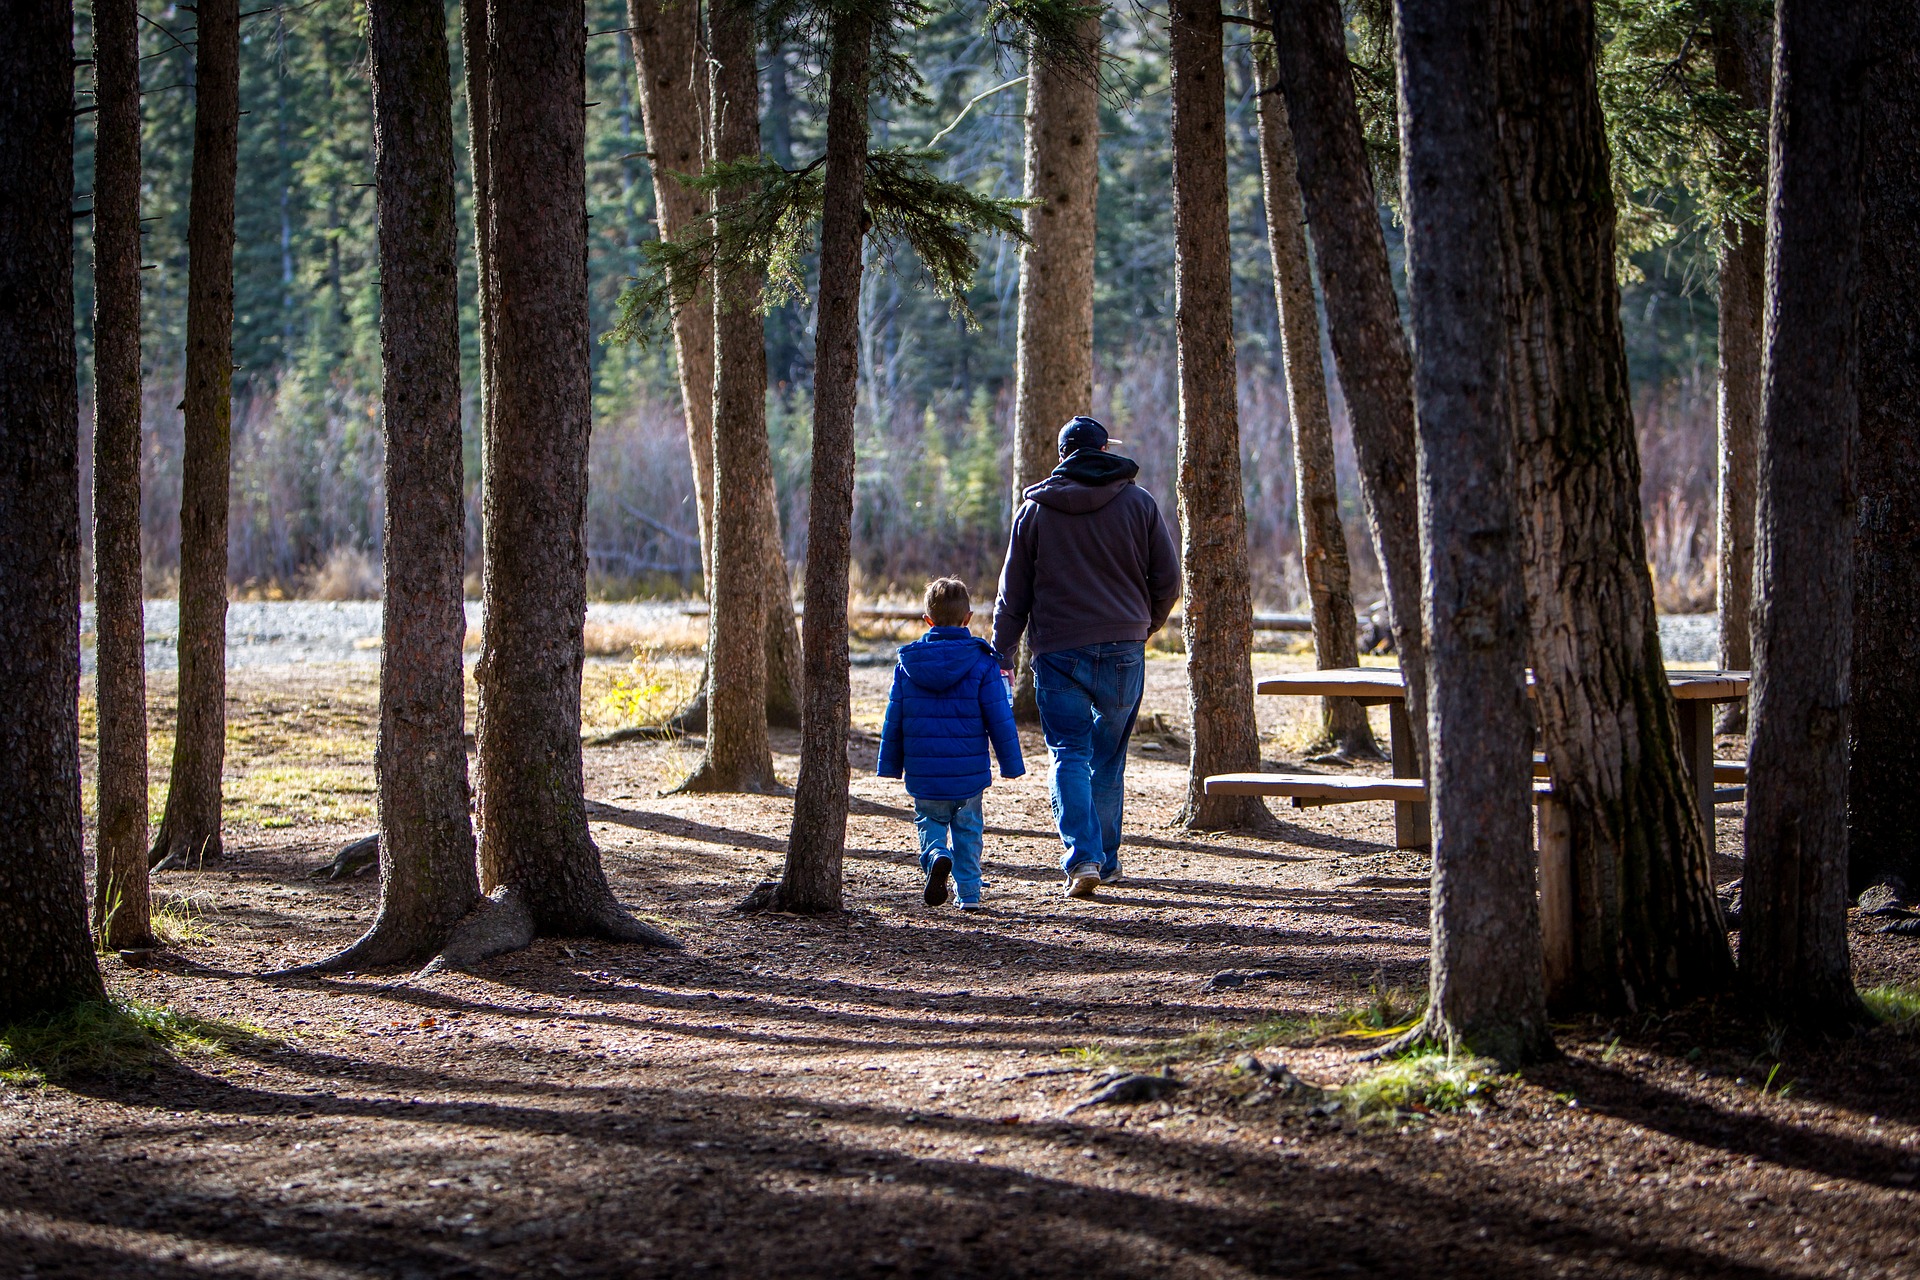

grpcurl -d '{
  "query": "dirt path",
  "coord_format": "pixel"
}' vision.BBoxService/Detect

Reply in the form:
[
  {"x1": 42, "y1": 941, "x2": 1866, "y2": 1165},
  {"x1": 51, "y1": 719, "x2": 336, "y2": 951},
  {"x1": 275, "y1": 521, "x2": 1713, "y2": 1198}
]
[{"x1": 6, "y1": 657, "x2": 1918, "y2": 1278}]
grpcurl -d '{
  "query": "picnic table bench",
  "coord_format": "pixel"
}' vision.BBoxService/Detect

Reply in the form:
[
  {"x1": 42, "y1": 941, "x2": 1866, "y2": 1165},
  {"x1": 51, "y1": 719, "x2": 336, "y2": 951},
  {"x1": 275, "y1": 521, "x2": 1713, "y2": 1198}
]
[{"x1": 1203, "y1": 666, "x2": 1750, "y2": 850}]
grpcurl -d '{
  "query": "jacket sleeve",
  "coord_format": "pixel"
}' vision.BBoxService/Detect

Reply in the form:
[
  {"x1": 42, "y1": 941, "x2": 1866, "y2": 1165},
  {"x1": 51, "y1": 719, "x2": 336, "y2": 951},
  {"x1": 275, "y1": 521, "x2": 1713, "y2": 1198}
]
[
  {"x1": 991, "y1": 502, "x2": 1037, "y2": 664},
  {"x1": 877, "y1": 668, "x2": 906, "y2": 779},
  {"x1": 1144, "y1": 493, "x2": 1183, "y2": 635},
  {"x1": 979, "y1": 661, "x2": 1026, "y2": 779}
]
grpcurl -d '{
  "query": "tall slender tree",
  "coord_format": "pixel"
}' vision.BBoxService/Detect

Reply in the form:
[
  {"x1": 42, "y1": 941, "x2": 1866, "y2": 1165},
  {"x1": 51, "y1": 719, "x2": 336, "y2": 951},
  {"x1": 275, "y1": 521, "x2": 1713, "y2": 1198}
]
[
  {"x1": 1710, "y1": 3, "x2": 1770, "y2": 731},
  {"x1": 1742, "y1": 0, "x2": 1871, "y2": 1028},
  {"x1": 1391, "y1": 0, "x2": 1552, "y2": 1067},
  {"x1": 458, "y1": 0, "x2": 678, "y2": 959},
  {"x1": 291, "y1": 0, "x2": 481, "y2": 972},
  {"x1": 1847, "y1": 0, "x2": 1920, "y2": 904},
  {"x1": 1169, "y1": 0, "x2": 1266, "y2": 831},
  {"x1": 90, "y1": 0, "x2": 154, "y2": 950},
  {"x1": 1266, "y1": 0, "x2": 1428, "y2": 779},
  {"x1": 761, "y1": 0, "x2": 876, "y2": 913},
  {"x1": 0, "y1": 0, "x2": 107, "y2": 1022},
  {"x1": 677, "y1": 0, "x2": 779, "y2": 794},
  {"x1": 464, "y1": 0, "x2": 494, "y2": 465},
  {"x1": 1009, "y1": 10, "x2": 1101, "y2": 719},
  {"x1": 1492, "y1": 0, "x2": 1732, "y2": 1012},
  {"x1": 151, "y1": 0, "x2": 241, "y2": 870},
  {"x1": 1249, "y1": 0, "x2": 1377, "y2": 762}
]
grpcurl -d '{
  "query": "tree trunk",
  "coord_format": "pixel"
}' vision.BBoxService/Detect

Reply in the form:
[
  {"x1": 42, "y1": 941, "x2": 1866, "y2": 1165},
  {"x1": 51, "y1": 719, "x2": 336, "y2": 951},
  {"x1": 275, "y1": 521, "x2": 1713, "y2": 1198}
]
[
  {"x1": 151, "y1": 0, "x2": 240, "y2": 870},
  {"x1": 1492, "y1": 0, "x2": 1732, "y2": 1013},
  {"x1": 1170, "y1": 0, "x2": 1266, "y2": 831},
  {"x1": 676, "y1": 0, "x2": 776, "y2": 794},
  {"x1": 90, "y1": 0, "x2": 153, "y2": 950},
  {"x1": 1743, "y1": 0, "x2": 1871, "y2": 1029},
  {"x1": 756, "y1": 4, "x2": 873, "y2": 914},
  {"x1": 627, "y1": 0, "x2": 714, "y2": 588},
  {"x1": 292, "y1": 0, "x2": 481, "y2": 973},
  {"x1": 1249, "y1": 0, "x2": 1377, "y2": 762},
  {"x1": 1010, "y1": 15, "x2": 1100, "y2": 721},
  {"x1": 1266, "y1": 0, "x2": 1428, "y2": 779},
  {"x1": 0, "y1": 0, "x2": 106, "y2": 1021},
  {"x1": 463, "y1": 0, "x2": 493, "y2": 455},
  {"x1": 465, "y1": 0, "x2": 675, "y2": 958},
  {"x1": 1710, "y1": 7, "x2": 1770, "y2": 734},
  {"x1": 1391, "y1": 0, "x2": 1551, "y2": 1068},
  {"x1": 1847, "y1": 0, "x2": 1920, "y2": 902}
]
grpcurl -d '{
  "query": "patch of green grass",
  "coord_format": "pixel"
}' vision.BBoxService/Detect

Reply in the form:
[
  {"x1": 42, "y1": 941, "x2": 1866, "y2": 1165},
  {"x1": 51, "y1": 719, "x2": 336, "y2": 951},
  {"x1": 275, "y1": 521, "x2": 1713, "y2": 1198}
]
[
  {"x1": 1862, "y1": 984, "x2": 1920, "y2": 1033},
  {"x1": 1340, "y1": 981, "x2": 1420, "y2": 1038},
  {"x1": 1, "y1": 999, "x2": 271, "y2": 1084},
  {"x1": 151, "y1": 895, "x2": 215, "y2": 948},
  {"x1": 1337, "y1": 1051, "x2": 1507, "y2": 1120},
  {"x1": 224, "y1": 765, "x2": 376, "y2": 827},
  {"x1": 1133, "y1": 1016, "x2": 1315, "y2": 1067}
]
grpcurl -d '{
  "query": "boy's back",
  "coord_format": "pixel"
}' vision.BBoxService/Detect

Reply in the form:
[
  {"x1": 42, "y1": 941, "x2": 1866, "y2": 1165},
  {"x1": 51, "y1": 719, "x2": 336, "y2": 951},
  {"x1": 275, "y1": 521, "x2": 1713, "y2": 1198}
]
[{"x1": 877, "y1": 625, "x2": 1024, "y2": 799}]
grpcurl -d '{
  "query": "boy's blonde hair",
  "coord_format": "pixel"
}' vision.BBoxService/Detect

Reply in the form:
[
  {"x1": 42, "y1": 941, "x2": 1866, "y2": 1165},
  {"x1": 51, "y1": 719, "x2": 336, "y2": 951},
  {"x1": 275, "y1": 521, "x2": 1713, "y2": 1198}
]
[{"x1": 924, "y1": 576, "x2": 971, "y2": 626}]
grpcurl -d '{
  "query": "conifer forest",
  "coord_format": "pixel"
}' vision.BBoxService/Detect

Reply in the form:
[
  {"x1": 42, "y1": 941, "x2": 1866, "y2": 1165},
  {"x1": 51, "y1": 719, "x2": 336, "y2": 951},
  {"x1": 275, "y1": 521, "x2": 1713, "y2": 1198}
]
[{"x1": 4, "y1": 0, "x2": 1920, "y2": 1275}]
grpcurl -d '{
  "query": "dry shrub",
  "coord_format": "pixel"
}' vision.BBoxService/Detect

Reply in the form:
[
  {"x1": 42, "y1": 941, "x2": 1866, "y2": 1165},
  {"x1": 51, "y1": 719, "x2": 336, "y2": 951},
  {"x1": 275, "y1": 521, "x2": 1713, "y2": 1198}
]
[{"x1": 306, "y1": 545, "x2": 381, "y2": 601}]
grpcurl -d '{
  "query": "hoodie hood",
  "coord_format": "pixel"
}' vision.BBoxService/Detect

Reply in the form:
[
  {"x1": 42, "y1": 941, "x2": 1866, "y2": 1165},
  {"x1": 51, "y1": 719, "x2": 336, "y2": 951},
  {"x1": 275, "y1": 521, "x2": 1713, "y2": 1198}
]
[
  {"x1": 1022, "y1": 449, "x2": 1141, "y2": 514},
  {"x1": 897, "y1": 626, "x2": 995, "y2": 692}
]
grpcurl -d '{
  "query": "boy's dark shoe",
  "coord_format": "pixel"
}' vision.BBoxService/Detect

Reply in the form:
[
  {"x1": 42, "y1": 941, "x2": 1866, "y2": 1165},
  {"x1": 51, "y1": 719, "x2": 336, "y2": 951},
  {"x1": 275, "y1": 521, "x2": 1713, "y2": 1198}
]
[{"x1": 924, "y1": 854, "x2": 953, "y2": 906}]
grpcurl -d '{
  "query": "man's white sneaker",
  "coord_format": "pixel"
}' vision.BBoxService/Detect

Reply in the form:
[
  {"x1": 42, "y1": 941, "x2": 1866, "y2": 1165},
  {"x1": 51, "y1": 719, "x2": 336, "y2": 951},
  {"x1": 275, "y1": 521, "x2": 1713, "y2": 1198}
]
[
  {"x1": 1065, "y1": 867, "x2": 1100, "y2": 899},
  {"x1": 1100, "y1": 862, "x2": 1122, "y2": 886}
]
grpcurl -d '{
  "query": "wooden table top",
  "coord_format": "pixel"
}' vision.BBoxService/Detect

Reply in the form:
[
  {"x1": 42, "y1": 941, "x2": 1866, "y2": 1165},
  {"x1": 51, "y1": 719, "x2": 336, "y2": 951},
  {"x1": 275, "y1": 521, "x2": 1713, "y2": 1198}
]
[{"x1": 1256, "y1": 667, "x2": 1751, "y2": 702}]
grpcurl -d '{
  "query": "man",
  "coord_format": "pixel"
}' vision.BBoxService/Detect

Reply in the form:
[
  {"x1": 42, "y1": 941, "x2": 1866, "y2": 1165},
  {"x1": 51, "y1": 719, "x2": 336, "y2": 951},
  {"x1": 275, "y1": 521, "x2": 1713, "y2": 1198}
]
[{"x1": 993, "y1": 416, "x2": 1182, "y2": 899}]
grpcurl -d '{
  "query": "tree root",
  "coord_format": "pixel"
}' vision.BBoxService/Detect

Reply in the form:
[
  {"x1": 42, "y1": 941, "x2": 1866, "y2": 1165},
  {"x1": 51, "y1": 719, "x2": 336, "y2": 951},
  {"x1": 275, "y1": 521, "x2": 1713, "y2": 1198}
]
[
  {"x1": 310, "y1": 833, "x2": 380, "y2": 881},
  {"x1": 416, "y1": 884, "x2": 682, "y2": 974},
  {"x1": 149, "y1": 826, "x2": 221, "y2": 871},
  {"x1": 669, "y1": 763, "x2": 783, "y2": 797}
]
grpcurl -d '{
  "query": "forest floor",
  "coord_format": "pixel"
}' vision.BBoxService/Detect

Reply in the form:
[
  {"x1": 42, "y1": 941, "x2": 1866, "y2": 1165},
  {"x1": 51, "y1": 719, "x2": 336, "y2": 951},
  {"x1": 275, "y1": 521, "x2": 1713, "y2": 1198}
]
[{"x1": 5, "y1": 647, "x2": 1920, "y2": 1279}]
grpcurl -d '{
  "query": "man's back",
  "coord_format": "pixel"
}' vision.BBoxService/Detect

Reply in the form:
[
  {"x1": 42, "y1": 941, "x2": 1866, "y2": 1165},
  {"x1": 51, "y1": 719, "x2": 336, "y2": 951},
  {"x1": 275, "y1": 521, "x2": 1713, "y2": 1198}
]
[{"x1": 992, "y1": 449, "x2": 1182, "y2": 660}]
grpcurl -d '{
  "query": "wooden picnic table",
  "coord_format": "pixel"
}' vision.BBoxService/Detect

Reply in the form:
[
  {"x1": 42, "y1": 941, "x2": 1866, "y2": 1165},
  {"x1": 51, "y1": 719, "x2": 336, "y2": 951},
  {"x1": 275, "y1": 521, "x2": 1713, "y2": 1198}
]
[{"x1": 1256, "y1": 666, "x2": 1750, "y2": 849}]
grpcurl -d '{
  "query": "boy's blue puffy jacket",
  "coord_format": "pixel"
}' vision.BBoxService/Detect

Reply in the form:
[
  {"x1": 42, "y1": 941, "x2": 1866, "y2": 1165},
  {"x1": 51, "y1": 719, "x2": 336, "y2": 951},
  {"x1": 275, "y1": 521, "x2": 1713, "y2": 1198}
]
[{"x1": 877, "y1": 626, "x2": 1025, "y2": 800}]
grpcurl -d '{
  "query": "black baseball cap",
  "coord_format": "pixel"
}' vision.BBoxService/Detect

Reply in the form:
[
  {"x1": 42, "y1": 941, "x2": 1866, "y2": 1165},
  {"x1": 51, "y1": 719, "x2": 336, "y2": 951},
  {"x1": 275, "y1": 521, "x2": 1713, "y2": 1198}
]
[{"x1": 1058, "y1": 416, "x2": 1119, "y2": 455}]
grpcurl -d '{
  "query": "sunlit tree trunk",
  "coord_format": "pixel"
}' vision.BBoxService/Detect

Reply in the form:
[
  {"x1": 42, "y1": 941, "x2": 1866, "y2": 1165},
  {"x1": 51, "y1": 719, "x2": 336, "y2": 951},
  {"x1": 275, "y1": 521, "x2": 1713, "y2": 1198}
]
[
  {"x1": 1847, "y1": 0, "x2": 1920, "y2": 903},
  {"x1": 1742, "y1": 0, "x2": 1871, "y2": 1030},
  {"x1": 1493, "y1": 0, "x2": 1732, "y2": 1012},
  {"x1": 1249, "y1": 0, "x2": 1376, "y2": 762},
  {"x1": 1010, "y1": 13, "x2": 1100, "y2": 720},
  {"x1": 1170, "y1": 0, "x2": 1266, "y2": 831},
  {"x1": 1391, "y1": 0, "x2": 1552, "y2": 1067},
  {"x1": 152, "y1": 0, "x2": 240, "y2": 870},
  {"x1": 677, "y1": 0, "x2": 776, "y2": 793},
  {"x1": 1710, "y1": 6, "x2": 1770, "y2": 732},
  {"x1": 1265, "y1": 0, "x2": 1428, "y2": 777},
  {"x1": 90, "y1": 0, "x2": 153, "y2": 950},
  {"x1": 0, "y1": 0, "x2": 107, "y2": 1021}
]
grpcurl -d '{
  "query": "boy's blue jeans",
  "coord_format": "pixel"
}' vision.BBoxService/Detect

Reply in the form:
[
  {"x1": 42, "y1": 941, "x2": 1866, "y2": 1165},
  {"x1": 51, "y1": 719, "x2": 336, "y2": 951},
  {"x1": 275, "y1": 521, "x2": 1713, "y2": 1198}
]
[
  {"x1": 1034, "y1": 641, "x2": 1146, "y2": 877},
  {"x1": 914, "y1": 793, "x2": 984, "y2": 905}
]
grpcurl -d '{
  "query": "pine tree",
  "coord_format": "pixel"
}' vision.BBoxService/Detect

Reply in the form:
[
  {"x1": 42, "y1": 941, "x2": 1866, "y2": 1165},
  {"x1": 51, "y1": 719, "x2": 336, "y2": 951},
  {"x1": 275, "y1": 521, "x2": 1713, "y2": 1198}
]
[
  {"x1": 90, "y1": 0, "x2": 154, "y2": 949},
  {"x1": 1742, "y1": 0, "x2": 1872, "y2": 1029},
  {"x1": 1391, "y1": 0, "x2": 1552, "y2": 1066},
  {"x1": 0, "y1": 0, "x2": 107, "y2": 1021},
  {"x1": 152, "y1": 0, "x2": 241, "y2": 870}
]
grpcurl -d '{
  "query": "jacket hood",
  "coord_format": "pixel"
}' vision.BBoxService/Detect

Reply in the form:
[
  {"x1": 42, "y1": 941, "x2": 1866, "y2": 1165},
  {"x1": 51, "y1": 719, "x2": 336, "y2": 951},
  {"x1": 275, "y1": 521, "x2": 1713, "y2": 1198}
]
[
  {"x1": 897, "y1": 626, "x2": 995, "y2": 692},
  {"x1": 1023, "y1": 449, "x2": 1141, "y2": 514}
]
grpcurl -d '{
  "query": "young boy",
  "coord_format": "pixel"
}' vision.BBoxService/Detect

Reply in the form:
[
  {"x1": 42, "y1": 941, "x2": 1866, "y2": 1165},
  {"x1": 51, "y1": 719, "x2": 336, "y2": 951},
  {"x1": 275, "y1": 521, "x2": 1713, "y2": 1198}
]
[{"x1": 877, "y1": 577, "x2": 1025, "y2": 910}]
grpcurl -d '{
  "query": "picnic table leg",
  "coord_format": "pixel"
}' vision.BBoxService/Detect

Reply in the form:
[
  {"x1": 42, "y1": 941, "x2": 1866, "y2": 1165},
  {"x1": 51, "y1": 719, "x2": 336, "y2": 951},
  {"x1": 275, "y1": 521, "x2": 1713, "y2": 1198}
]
[
  {"x1": 1388, "y1": 701, "x2": 1430, "y2": 850},
  {"x1": 1674, "y1": 699, "x2": 1717, "y2": 844}
]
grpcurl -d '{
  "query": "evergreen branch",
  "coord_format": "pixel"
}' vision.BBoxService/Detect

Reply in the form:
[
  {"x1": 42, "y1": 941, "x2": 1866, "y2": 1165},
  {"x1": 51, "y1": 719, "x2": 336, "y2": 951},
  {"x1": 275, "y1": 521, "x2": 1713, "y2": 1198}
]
[{"x1": 988, "y1": 0, "x2": 1105, "y2": 77}]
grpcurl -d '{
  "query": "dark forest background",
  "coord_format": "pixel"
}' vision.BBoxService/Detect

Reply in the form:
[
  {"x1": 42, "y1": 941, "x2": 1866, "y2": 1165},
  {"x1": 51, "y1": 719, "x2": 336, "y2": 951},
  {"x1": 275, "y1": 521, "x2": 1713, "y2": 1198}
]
[{"x1": 69, "y1": 0, "x2": 1720, "y2": 609}]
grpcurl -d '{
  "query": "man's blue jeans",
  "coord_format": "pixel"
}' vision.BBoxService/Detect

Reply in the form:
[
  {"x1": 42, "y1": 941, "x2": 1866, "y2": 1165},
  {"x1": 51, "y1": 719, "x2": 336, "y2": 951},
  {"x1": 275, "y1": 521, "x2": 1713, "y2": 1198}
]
[
  {"x1": 914, "y1": 793, "x2": 984, "y2": 905},
  {"x1": 1033, "y1": 641, "x2": 1146, "y2": 877}
]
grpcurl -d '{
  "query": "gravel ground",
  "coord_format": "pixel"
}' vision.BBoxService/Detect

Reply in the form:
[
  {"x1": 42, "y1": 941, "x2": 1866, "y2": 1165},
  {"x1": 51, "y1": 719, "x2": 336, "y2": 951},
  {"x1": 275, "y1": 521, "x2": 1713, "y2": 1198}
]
[{"x1": 78, "y1": 601, "x2": 1726, "y2": 672}]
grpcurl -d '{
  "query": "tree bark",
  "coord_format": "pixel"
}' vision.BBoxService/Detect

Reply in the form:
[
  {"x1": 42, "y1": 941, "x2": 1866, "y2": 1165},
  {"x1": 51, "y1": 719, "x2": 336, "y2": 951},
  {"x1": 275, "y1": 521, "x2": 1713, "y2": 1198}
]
[
  {"x1": 1266, "y1": 0, "x2": 1428, "y2": 779},
  {"x1": 1847, "y1": 0, "x2": 1920, "y2": 901},
  {"x1": 90, "y1": 0, "x2": 153, "y2": 950},
  {"x1": 463, "y1": 0, "x2": 494, "y2": 457},
  {"x1": 152, "y1": 0, "x2": 240, "y2": 870},
  {"x1": 467, "y1": 0, "x2": 676, "y2": 957},
  {"x1": 1249, "y1": 0, "x2": 1377, "y2": 762},
  {"x1": 1743, "y1": 0, "x2": 1871, "y2": 1029},
  {"x1": 677, "y1": 0, "x2": 776, "y2": 794},
  {"x1": 1492, "y1": 0, "x2": 1733, "y2": 1013},
  {"x1": 1391, "y1": 0, "x2": 1552, "y2": 1067},
  {"x1": 292, "y1": 0, "x2": 481, "y2": 973},
  {"x1": 1010, "y1": 15, "x2": 1101, "y2": 721},
  {"x1": 757, "y1": 3, "x2": 873, "y2": 914},
  {"x1": 1170, "y1": 0, "x2": 1266, "y2": 831},
  {"x1": 0, "y1": 0, "x2": 107, "y2": 1021},
  {"x1": 1711, "y1": 6, "x2": 1770, "y2": 733}
]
